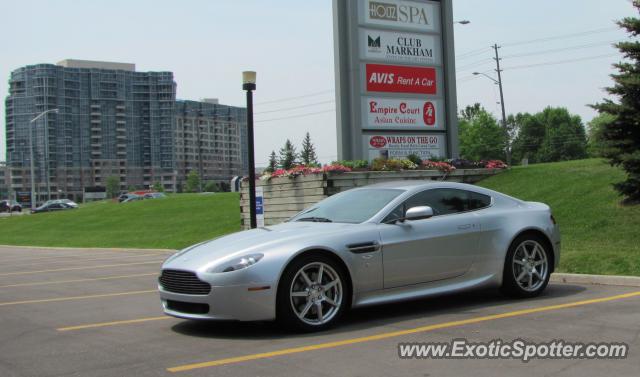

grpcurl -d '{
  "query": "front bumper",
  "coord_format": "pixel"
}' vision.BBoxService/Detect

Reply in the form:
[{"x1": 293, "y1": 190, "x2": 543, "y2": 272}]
[{"x1": 159, "y1": 281, "x2": 277, "y2": 321}]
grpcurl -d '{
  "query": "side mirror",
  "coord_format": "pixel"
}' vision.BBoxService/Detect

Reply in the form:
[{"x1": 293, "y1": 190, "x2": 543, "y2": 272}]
[{"x1": 405, "y1": 206, "x2": 434, "y2": 221}]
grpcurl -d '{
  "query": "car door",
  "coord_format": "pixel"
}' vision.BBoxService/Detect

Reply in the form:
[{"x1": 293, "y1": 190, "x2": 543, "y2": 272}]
[
  {"x1": 48, "y1": 204, "x2": 63, "y2": 212},
  {"x1": 379, "y1": 188, "x2": 483, "y2": 289}
]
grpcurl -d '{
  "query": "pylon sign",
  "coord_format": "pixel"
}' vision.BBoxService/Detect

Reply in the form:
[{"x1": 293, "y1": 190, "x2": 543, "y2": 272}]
[{"x1": 333, "y1": 0, "x2": 459, "y2": 161}]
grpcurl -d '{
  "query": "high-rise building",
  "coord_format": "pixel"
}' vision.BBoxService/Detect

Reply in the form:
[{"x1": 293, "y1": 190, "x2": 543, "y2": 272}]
[
  {"x1": 5, "y1": 60, "x2": 176, "y2": 201},
  {"x1": 0, "y1": 161, "x2": 9, "y2": 199},
  {"x1": 174, "y1": 99, "x2": 247, "y2": 191},
  {"x1": 4, "y1": 60, "x2": 247, "y2": 202}
]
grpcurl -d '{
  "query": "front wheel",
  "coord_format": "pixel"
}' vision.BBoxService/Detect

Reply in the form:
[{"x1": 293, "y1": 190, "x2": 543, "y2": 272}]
[
  {"x1": 277, "y1": 254, "x2": 349, "y2": 331},
  {"x1": 501, "y1": 235, "x2": 551, "y2": 298}
]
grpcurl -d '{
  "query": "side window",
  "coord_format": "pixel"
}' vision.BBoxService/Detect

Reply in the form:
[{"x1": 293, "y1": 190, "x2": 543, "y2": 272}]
[
  {"x1": 382, "y1": 189, "x2": 492, "y2": 222},
  {"x1": 468, "y1": 191, "x2": 492, "y2": 210}
]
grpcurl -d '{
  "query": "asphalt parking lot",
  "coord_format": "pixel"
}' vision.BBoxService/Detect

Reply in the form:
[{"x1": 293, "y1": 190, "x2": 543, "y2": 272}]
[{"x1": 0, "y1": 245, "x2": 638, "y2": 377}]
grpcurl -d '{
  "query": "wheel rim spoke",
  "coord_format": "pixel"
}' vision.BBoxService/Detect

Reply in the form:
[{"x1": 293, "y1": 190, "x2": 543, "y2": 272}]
[
  {"x1": 298, "y1": 301, "x2": 313, "y2": 319},
  {"x1": 323, "y1": 279, "x2": 338, "y2": 291},
  {"x1": 316, "y1": 302, "x2": 324, "y2": 321},
  {"x1": 317, "y1": 264, "x2": 324, "y2": 284},
  {"x1": 300, "y1": 270, "x2": 313, "y2": 287},
  {"x1": 291, "y1": 291, "x2": 307, "y2": 297}
]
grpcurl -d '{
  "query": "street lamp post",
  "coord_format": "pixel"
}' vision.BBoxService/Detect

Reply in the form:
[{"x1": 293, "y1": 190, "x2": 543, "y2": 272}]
[
  {"x1": 29, "y1": 108, "x2": 58, "y2": 211},
  {"x1": 242, "y1": 71, "x2": 257, "y2": 229},
  {"x1": 473, "y1": 68, "x2": 510, "y2": 165}
]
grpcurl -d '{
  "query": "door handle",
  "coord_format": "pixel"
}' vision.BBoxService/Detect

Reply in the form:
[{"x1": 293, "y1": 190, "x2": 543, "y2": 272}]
[{"x1": 457, "y1": 224, "x2": 472, "y2": 230}]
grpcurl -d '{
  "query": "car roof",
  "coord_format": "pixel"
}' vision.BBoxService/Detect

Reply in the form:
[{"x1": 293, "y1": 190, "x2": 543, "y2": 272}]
[{"x1": 355, "y1": 180, "x2": 487, "y2": 193}]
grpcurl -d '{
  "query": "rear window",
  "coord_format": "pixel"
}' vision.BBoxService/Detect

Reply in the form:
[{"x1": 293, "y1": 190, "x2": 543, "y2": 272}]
[{"x1": 468, "y1": 191, "x2": 492, "y2": 210}]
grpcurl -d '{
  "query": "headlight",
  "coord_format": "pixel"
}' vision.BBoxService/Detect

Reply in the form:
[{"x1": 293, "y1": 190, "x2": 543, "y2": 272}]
[{"x1": 208, "y1": 254, "x2": 264, "y2": 273}]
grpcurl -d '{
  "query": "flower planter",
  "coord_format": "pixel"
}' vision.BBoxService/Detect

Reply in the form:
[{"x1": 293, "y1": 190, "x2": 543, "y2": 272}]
[{"x1": 239, "y1": 168, "x2": 504, "y2": 229}]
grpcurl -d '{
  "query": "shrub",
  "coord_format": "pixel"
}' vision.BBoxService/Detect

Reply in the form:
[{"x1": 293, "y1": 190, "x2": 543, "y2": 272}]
[
  {"x1": 371, "y1": 158, "x2": 405, "y2": 171},
  {"x1": 422, "y1": 160, "x2": 456, "y2": 173},
  {"x1": 406, "y1": 154, "x2": 423, "y2": 166}
]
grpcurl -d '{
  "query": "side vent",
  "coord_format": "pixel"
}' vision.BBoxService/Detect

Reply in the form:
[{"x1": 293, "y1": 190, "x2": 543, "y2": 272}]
[{"x1": 347, "y1": 241, "x2": 380, "y2": 254}]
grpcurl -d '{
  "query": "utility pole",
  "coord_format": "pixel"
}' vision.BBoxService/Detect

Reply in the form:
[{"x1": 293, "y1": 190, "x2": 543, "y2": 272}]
[{"x1": 492, "y1": 43, "x2": 511, "y2": 166}]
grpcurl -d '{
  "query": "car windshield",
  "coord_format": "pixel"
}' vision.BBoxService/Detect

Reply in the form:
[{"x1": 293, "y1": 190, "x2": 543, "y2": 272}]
[{"x1": 290, "y1": 188, "x2": 404, "y2": 224}]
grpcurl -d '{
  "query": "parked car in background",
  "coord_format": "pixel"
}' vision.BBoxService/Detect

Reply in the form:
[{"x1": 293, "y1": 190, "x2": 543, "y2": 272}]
[
  {"x1": 32, "y1": 202, "x2": 75, "y2": 214},
  {"x1": 143, "y1": 192, "x2": 167, "y2": 199},
  {"x1": 43, "y1": 199, "x2": 79, "y2": 208},
  {"x1": 118, "y1": 193, "x2": 139, "y2": 203},
  {"x1": 121, "y1": 194, "x2": 143, "y2": 203},
  {"x1": 0, "y1": 200, "x2": 22, "y2": 213}
]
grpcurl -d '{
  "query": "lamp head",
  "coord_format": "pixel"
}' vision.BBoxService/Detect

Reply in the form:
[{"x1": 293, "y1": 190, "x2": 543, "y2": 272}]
[{"x1": 242, "y1": 71, "x2": 256, "y2": 91}]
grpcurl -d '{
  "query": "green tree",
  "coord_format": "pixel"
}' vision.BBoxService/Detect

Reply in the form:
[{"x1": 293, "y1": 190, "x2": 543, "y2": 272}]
[
  {"x1": 185, "y1": 170, "x2": 201, "y2": 193},
  {"x1": 511, "y1": 108, "x2": 587, "y2": 164},
  {"x1": 266, "y1": 151, "x2": 278, "y2": 173},
  {"x1": 536, "y1": 108, "x2": 587, "y2": 163},
  {"x1": 592, "y1": 3, "x2": 640, "y2": 203},
  {"x1": 204, "y1": 181, "x2": 219, "y2": 192},
  {"x1": 458, "y1": 105, "x2": 506, "y2": 161},
  {"x1": 300, "y1": 132, "x2": 320, "y2": 166},
  {"x1": 278, "y1": 139, "x2": 298, "y2": 170},
  {"x1": 152, "y1": 182, "x2": 164, "y2": 192},
  {"x1": 105, "y1": 176, "x2": 120, "y2": 199},
  {"x1": 511, "y1": 112, "x2": 544, "y2": 164},
  {"x1": 586, "y1": 113, "x2": 616, "y2": 157},
  {"x1": 459, "y1": 103, "x2": 484, "y2": 122}
]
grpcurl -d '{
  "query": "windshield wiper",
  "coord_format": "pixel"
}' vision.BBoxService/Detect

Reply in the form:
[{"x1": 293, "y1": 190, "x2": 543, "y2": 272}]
[{"x1": 296, "y1": 217, "x2": 333, "y2": 223}]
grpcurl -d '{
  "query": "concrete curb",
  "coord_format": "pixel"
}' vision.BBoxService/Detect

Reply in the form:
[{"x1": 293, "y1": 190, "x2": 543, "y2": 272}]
[
  {"x1": 551, "y1": 273, "x2": 640, "y2": 287},
  {"x1": 0, "y1": 245, "x2": 177, "y2": 253}
]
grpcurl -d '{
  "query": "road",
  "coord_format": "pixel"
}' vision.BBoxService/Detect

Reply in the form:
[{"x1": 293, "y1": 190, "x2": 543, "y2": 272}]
[{"x1": 0, "y1": 245, "x2": 638, "y2": 377}]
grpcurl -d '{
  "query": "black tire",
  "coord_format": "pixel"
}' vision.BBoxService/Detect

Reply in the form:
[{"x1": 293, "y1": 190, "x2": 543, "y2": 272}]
[
  {"x1": 501, "y1": 234, "x2": 552, "y2": 298},
  {"x1": 276, "y1": 253, "x2": 350, "y2": 332}
]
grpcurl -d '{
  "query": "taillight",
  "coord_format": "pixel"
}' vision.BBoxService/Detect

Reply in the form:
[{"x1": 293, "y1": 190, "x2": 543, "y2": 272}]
[{"x1": 550, "y1": 214, "x2": 557, "y2": 225}]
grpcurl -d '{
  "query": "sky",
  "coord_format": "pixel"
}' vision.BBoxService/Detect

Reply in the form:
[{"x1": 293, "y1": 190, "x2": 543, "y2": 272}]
[{"x1": 0, "y1": 0, "x2": 636, "y2": 166}]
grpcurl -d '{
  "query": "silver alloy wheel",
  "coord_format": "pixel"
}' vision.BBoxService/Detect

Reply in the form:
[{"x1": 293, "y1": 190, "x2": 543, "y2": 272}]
[
  {"x1": 289, "y1": 262, "x2": 343, "y2": 326},
  {"x1": 512, "y1": 240, "x2": 548, "y2": 292}
]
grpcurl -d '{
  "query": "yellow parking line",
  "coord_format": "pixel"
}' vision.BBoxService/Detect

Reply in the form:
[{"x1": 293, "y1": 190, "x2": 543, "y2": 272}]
[
  {"x1": 0, "y1": 245, "x2": 176, "y2": 253},
  {"x1": 0, "y1": 290, "x2": 156, "y2": 307},
  {"x1": 167, "y1": 290, "x2": 640, "y2": 372},
  {"x1": 0, "y1": 273, "x2": 157, "y2": 289},
  {"x1": 0, "y1": 261, "x2": 164, "y2": 276},
  {"x1": 5, "y1": 253, "x2": 163, "y2": 269},
  {"x1": 57, "y1": 316, "x2": 171, "y2": 331}
]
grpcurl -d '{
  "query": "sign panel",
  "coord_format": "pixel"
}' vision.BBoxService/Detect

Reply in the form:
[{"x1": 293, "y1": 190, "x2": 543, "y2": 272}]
[
  {"x1": 364, "y1": 133, "x2": 445, "y2": 160},
  {"x1": 362, "y1": 97, "x2": 443, "y2": 130},
  {"x1": 362, "y1": 0, "x2": 440, "y2": 32},
  {"x1": 333, "y1": 0, "x2": 458, "y2": 161},
  {"x1": 360, "y1": 28, "x2": 441, "y2": 66},
  {"x1": 16, "y1": 191, "x2": 31, "y2": 206},
  {"x1": 255, "y1": 186, "x2": 265, "y2": 228},
  {"x1": 366, "y1": 64, "x2": 437, "y2": 95}
]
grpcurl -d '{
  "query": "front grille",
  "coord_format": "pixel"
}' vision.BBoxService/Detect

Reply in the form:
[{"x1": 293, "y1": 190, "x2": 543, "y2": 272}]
[
  {"x1": 159, "y1": 269, "x2": 211, "y2": 295},
  {"x1": 166, "y1": 300, "x2": 210, "y2": 315}
]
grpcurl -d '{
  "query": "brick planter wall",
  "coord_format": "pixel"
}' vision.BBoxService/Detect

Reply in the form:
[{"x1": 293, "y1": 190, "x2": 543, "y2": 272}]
[{"x1": 240, "y1": 169, "x2": 504, "y2": 229}]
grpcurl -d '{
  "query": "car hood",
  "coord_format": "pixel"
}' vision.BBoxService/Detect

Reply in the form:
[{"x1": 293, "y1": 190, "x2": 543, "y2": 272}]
[{"x1": 162, "y1": 221, "x2": 366, "y2": 271}]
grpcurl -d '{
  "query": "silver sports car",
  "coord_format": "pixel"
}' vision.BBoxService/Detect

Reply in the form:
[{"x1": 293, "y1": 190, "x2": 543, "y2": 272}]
[{"x1": 159, "y1": 181, "x2": 560, "y2": 331}]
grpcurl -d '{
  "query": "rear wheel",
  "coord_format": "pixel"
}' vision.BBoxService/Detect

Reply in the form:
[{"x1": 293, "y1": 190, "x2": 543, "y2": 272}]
[
  {"x1": 501, "y1": 235, "x2": 551, "y2": 298},
  {"x1": 277, "y1": 254, "x2": 349, "y2": 331}
]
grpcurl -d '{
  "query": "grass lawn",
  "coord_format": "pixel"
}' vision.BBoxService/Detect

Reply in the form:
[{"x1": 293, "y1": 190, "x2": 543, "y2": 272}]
[
  {"x1": 478, "y1": 159, "x2": 640, "y2": 276},
  {"x1": 0, "y1": 193, "x2": 241, "y2": 250}
]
